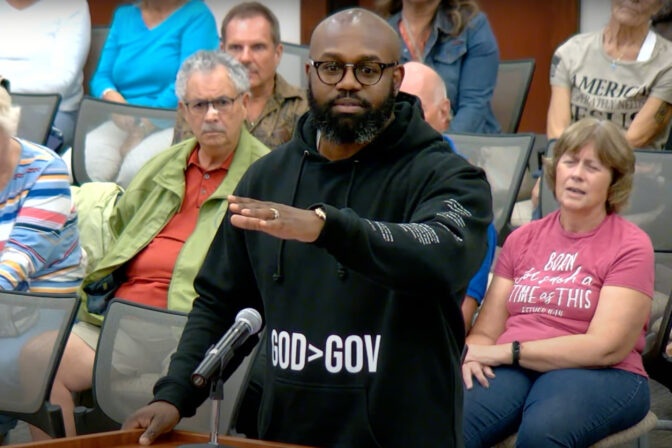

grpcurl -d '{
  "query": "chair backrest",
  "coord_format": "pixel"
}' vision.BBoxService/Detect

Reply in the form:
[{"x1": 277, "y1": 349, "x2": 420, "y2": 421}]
[
  {"x1": 0, "y1": 291, "x2": 79, "y2": 438},
  {"x1": 83, "y1": 26, "x2": 110, "y2": 96},
  {"x1": 277, "y1": 41, "x2": 309, "y2": 89},
  {"x1": 446, "y1": 132, "x2": 535, "y2": 245},
  {"x1": 11, "y1": 93, "x2": 62, "y2": 145},
  {"x1": 492, "y1": 59, "x2": 535, "y2": 133},
  {"x1": 71, "y1": 96, "x2": 177, "y2": 186},
  {"x1": 88, "y1": 299, "x2": 257, "y2": 434}
]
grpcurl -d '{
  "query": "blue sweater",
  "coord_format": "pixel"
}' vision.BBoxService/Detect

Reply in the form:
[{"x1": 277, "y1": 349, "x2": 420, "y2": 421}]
[{"x1": 90, "y1": 0, "x2": 219, "y2": 109}]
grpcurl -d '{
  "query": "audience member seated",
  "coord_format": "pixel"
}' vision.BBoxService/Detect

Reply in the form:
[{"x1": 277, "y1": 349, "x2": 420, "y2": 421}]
[
  {"x1": 0, "y1": 78, "x2": 85, "y2": 443},
  {"x1": 0, "y1": 0, "x2": 90, "y2": 150},
  {"x1": 39, "y1": 50, "x2": 269, "y2": 440},
  {"x1": 85, "y1": 0, "x2": 219, "y2": 187},
  {"x1": 532, "y1": 0, "x2": 672, "y2": 209},
  {"x1": 400, "y1": 61, "x2": 496, "y2": 331},
  {"x1": 172, "y1": 1, "x2": 308, "y2": 148},
  {"x1": 376, "y1": 0, "x2": 500, "y2": 133},
  {"x1": 462, "y1": 118, "x2": 653, "y2": 447}
]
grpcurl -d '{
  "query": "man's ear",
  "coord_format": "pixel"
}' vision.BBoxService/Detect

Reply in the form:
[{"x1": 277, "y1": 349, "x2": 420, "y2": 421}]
[
  {"x1": 393, "y1": 64, "x2": 405, "y2": 95},
  {"x1": 241, "y1": 92, "x2": 250, "y2": 109},
  {"x1": 274, "y1": 42, "x2": 284, "y2": 69},
  {"x1": 440, "y1": 98, "x2": 452, "y2": 130},
  {"x1": 305, "y1": 60, "x2": 311, "y2": 79}
]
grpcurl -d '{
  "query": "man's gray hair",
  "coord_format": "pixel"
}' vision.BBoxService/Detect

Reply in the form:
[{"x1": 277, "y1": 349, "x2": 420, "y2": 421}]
[{"x1": 175, "y1": 50, "x2": 250, "y2": 101}]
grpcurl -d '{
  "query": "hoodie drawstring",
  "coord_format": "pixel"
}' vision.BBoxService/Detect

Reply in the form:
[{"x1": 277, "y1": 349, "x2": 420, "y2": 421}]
[
  {"x1": 273, "y1": 150, "x2": 309, "y2": 283},
  {"x1": 336, "y1": 160, "x2": 359, "y2": 280}
]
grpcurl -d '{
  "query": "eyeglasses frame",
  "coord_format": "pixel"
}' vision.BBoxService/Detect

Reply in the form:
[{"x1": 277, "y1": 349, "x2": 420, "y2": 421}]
[
  {"x1": 183, "y1": 93, "x2": 243, "y2": 115},
  {"x1": 307, "y1": 59, "x2": 399, "y2": 86}
]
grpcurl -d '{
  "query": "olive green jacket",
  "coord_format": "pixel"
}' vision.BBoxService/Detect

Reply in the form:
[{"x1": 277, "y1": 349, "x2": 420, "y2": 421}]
[{"x1": 78, "y1": 129, "x2": 269, "y2": 325}]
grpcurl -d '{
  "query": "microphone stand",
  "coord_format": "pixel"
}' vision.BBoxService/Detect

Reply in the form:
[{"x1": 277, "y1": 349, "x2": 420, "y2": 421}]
[{"x1": 180, "y1": 356, "x2": 236, "y2": 448}]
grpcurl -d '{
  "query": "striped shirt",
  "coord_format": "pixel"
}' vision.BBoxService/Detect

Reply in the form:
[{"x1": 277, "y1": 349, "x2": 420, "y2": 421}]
[{"x1": 0, "y1": 138, "x2": 85, "y2": 292}]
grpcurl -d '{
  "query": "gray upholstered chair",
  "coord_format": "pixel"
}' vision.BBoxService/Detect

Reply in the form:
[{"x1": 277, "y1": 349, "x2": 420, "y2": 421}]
[
  {"x1": 70, "y1": 96, "x2": 176, "y2": 187},
  {"x1": 74, "y1": 299, "x2": 258, "y2": 436},
  {"x1": 491, "y1": 59, "x2": 535, "y2": 133},
  {"x1": 11, "y1": 93, "x2": 61, "y2": 145},
  {"x1": 445, "y1": 132, "x2": 535, "y2": 245},
  {"x1": 0, "y1": 292, "x2": 79, "y2": 438}
]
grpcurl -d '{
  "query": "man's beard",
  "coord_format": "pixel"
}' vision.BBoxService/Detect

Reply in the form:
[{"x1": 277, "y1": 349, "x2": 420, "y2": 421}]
[{"x1": 308, "y1": 83, "x2": 396, "y2": 144}]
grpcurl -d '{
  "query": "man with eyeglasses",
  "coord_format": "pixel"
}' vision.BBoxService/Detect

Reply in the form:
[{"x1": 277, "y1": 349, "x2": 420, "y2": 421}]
[
  {"x1": 44, "y1": 50, "x2": 269, "y2": 439},
  {"x1": 125, "y1": 9, "x2": 491, "y2": 448},
  {"x1": 172, "y1": 2, "x2": 307, "y2": 149}
]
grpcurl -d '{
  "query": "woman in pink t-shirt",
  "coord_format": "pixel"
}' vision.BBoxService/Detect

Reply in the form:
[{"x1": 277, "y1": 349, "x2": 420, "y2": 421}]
[{"x1": 462, "y1": 118, "x2": 654, "y2": 448}]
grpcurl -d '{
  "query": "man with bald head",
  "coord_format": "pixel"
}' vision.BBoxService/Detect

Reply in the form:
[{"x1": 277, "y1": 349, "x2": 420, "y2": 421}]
[
  {"x1": 124, "y1": 9, "x2": 491, "y2": 448},
  {"x1": 401, "y1": 61, "x2": 453, "y2": 132},
  {"x1": 401, "y1": 61, "x2": 497, "y2": 332}
]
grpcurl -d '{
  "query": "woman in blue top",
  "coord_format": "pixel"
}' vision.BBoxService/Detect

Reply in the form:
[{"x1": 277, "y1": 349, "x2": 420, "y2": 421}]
[
  {"x1": 86, "y1": 0, "x2": 219, "y2": 186},
  {"x1": 378, "y1": 0, "x2": 501, "y2": 134}
]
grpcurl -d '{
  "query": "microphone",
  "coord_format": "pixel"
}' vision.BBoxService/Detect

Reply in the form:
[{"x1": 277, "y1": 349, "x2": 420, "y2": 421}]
[{"x1": 191, "y1": 308, "x2": 262, "y2": 388}]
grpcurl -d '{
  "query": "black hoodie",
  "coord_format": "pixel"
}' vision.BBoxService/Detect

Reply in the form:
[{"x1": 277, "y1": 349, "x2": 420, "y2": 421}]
[{"x1": 154, "y1": 93, "x2": 492, "y2": 448}]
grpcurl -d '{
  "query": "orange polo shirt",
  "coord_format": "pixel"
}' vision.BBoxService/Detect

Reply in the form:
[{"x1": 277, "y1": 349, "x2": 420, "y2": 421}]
[{"x1": 115, "y1": 146, "x2": 234, "y2": 309}]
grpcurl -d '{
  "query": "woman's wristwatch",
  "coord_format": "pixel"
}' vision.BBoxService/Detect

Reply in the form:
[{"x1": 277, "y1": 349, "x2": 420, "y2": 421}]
[{"x1": 512, "y1": 340, "x2": 521, "y2": 366}]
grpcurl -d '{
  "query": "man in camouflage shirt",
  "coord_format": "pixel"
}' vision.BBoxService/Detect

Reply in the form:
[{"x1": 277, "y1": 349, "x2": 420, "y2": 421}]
[{"x1": 172, "y1": 2, "x2": 307, "y2": 149}]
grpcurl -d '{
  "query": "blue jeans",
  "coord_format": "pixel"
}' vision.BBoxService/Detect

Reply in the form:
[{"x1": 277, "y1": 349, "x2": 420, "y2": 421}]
[{"x1": 463, "y1": 367, "x2": 649, "y2": 448}]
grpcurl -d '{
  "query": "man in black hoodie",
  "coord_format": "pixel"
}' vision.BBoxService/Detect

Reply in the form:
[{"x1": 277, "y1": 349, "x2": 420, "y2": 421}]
[{"x1": 124, "y1": 8, "x2": 492, "y2": 448}]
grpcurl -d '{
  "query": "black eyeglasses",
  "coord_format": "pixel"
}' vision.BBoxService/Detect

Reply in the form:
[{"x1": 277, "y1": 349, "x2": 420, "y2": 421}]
[
  {"x1": 308, "y1": 59, "x2": 398, "y2": 86},
  {"x1": 184, "y1": 94, "x2": 241, "y2": 115}
]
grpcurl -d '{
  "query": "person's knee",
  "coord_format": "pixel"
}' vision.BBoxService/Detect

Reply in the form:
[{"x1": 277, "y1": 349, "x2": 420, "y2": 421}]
[
  {"x1": 517, "y1": 412, "x2": 575, "y2": 447},
  {"x1": 54, "y1": 334, "x2": 95, "y2": 393},
  {"x1": 19, "y1": 330, "x2": 59, "y2": 383}
]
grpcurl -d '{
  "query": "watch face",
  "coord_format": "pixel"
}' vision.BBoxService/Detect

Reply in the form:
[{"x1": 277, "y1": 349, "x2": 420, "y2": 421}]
[{"x1": 315, "y1": 207, "x2": 326, "y2": 221}]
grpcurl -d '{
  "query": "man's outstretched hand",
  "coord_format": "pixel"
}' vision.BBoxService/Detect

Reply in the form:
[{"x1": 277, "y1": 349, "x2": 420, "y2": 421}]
[{"x1": 228, "y1": 195, "x2": 325, "y2": 243}]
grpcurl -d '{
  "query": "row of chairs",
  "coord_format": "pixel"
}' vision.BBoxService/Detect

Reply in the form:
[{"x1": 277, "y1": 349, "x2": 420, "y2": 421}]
[{"x1": 0, "y1": 293, "x2": 258, "y2": 439}]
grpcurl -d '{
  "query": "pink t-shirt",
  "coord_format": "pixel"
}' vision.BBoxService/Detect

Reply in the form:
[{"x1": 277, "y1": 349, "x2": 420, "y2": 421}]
[{"x1": 494, "y1": 210, "x2": 654, "y2": 376}]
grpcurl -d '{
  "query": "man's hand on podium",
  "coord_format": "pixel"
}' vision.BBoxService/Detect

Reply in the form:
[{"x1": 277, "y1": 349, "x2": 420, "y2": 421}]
[{"x1": 122, "y1": 401, "x2": 181, "y2": 445}]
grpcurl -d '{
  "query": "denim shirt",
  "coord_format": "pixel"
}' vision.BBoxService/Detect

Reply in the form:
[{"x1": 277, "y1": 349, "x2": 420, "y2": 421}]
[{"x1": 389, "y1": 10, "x2": 501, "y2": 134}]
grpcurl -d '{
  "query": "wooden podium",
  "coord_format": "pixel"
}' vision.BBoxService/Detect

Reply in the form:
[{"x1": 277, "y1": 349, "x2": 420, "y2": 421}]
[{"x1": 10, "y1": 429, "x2": 315, "y2": 448}]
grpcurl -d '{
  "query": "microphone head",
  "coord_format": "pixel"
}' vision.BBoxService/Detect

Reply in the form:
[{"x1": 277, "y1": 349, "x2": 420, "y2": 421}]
[{"x1": 236, "y1": 308, "x2": 262, "y2": 334}]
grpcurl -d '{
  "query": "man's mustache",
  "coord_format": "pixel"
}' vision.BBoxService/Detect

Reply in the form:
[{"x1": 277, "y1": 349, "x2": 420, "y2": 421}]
[
  {"x1": 328, "y1": 92, "x2": 371, "y2": 109},
  {"x1": 201, "y1": 124, "x2": 227, "y2": 133}
]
